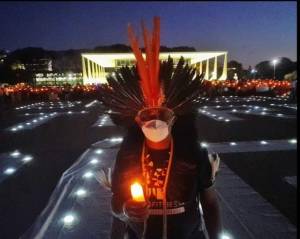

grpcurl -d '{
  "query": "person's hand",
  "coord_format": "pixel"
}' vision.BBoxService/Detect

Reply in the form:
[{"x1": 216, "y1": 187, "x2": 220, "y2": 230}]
[
  {"x1": 123, "y1": 199, "x2": 149, "y2": 222},
  {"x1": 208, "y1": 152, "x2": 220, "y2": 181}
]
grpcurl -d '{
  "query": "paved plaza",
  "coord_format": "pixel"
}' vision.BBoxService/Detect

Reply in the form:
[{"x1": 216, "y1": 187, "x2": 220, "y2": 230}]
[{"x1": 0, "y1": 96, "x2": 297, "y2": 239}]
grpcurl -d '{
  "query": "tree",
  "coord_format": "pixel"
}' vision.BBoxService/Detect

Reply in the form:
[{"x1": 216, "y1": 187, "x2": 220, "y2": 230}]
[
  {"x1": 227, "y1": 60, "x2": 243, "y2": 79},
  {"x1": 255, "y1": 57, "x2": 297, "y2": 80}
]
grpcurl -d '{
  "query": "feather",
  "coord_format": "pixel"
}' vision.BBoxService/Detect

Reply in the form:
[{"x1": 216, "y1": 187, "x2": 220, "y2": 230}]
[
  {"x1": 95, "y1": 168, "x2": 112, "y2": 191},
  {"x1": 98, "y1": 17, "x2": 207, "y2": 124},
  {"x1": 208, "y1": 153, "x2": 220, "y2": 181},
  {"x1": 128, "y1": 17, "x2": 162, "y2": 107}
]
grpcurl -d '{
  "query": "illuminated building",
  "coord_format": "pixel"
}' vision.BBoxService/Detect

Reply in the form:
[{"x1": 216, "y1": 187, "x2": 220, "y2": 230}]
[
  {"x1": 11, "y1": 61, "x2": 26, "y2": 70},
  {"x1": 34, "y1": 72, "x2": 83, "y2": 86},
  {"x1": 10, "y1": 58, "x2": 53, "y2": 72},
  {"x1": 25, "y1": 58, "x2": 53, "y2": 72},
  {"x1": 81, "y1": 51, "x2": 228, "y2": 85}
]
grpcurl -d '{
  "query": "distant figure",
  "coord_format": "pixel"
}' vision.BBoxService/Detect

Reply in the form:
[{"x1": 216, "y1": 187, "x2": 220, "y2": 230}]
[{"x1": 233, "y1": 73, "x2": 238, "y2": 81}]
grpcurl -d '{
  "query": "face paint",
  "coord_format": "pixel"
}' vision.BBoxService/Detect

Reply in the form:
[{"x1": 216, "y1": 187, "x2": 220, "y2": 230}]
[{"x1": 141, "y1": 119, "x2": 169, "y2": 142}]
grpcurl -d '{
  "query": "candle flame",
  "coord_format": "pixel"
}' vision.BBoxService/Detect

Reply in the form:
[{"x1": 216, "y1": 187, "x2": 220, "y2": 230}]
[{"x1": 130, "y1": 182, "x2": 145, "y2": 202}]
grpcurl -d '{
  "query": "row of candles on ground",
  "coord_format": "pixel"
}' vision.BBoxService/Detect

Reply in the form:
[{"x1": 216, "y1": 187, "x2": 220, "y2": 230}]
[
  {"x1": 200, "y1": 139, "x2": 297, "y2": 148},
  {"x1": 204, "y1": 79, "x2": 292, "y2": 94},
  {"x1": 1, "y1": 83, "x2": 99, "y2": 94},
  {"x1": 2, "y1": 79, "x2": 293, "y2": 95},
  {"x1": 15, "y1": 101, "x2": 81, "y2": 110}
]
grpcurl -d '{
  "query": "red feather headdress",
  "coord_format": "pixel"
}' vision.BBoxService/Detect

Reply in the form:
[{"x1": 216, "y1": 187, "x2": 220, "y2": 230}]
[
  {"x1": 127, "y1": 16, "x2": 164, "y2": 107},
  {"x1": 98, "y1": 17, "x2": 206, "y2": 126}
]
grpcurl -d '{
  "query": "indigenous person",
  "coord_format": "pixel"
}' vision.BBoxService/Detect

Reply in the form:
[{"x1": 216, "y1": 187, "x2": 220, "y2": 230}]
[{"x1": 99, "y1": 17, "x2": 222, "y2": 239}]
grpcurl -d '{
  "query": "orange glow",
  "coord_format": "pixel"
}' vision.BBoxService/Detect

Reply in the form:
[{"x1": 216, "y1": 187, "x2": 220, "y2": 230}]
[
  {"x1": 0, "y1": 78, "x2": 291, "y2": 97},
  {"x1": 130, "y1": 182, "x2": 145, "y2": 202},
  {"x1": 128, "y1": 17, "x2": 162, "y2": 107}
]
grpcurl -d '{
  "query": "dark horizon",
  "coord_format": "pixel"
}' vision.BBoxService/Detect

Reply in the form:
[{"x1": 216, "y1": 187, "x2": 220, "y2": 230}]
[{"x1": 0, "y1": 2, "x2": 297, "y2": 68}]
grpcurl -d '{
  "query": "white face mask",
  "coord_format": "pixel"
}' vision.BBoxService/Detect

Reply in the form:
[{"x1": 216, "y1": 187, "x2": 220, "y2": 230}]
[{"x1": 141, "y1": 119, "x2": 169, "y2": 142}]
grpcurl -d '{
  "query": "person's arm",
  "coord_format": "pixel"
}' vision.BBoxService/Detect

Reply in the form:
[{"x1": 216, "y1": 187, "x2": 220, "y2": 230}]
[
  {"x1": 111, "y1": 165, "x2": 149, "y2": 223},
  {"x1": 111, "y1": 190, "x2": 149, "y2": 223},
  {"x1": 200, "y1": 187, "x2": 222, "y2": 239},
  {"x1": 111, "y1": 192, "x2": 128, "y2": 221},
  {"x1": 111, "y1": 191, "x2": 149, "y2": 238}
]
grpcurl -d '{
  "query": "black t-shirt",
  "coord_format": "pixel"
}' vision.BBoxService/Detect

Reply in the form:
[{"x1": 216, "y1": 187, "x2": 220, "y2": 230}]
[
  {"x1": 144, "y1": 147, "x2": 170, "y2": 203},
  {"x1": 111, "y1": 139, "x2": 214, "y2": 239}
]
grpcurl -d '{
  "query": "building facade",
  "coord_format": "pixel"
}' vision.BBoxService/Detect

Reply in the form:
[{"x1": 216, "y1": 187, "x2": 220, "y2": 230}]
[
  {"x1": 34, "y1": 72, "x2": 83, "y2": 86},
  {"x1": 81, "y1": 51, "x2": 228, "y2": 85},
  {"x1": 24, "y1": 58, "x2": 53, "y2": 72}
]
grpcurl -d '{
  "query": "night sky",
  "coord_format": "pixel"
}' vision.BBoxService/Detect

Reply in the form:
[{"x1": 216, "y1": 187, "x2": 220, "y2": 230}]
[{"x1": 0, "y1": 1, "x2": 296, "y2": 67}]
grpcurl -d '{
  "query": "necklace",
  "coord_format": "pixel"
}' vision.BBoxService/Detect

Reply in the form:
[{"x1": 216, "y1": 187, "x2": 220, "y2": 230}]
[{"x1": 141, "y1": 137, "x2": 174, "y2": 239}]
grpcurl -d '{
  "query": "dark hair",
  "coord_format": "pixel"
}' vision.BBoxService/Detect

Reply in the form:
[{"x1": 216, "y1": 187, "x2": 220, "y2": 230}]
[{"x1": 172, "y1": 110, "x2": 204, "y2": 162}]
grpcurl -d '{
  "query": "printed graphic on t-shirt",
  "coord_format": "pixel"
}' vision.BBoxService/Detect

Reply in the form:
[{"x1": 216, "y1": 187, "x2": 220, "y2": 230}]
[{"x1": 144, "y1": 151, "x2": 169, "y2": 201}]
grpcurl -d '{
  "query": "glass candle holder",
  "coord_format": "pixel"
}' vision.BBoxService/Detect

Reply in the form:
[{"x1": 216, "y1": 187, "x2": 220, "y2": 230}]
[{"x1": 135, "y1": 107, "x2": 175, "y2": 142}]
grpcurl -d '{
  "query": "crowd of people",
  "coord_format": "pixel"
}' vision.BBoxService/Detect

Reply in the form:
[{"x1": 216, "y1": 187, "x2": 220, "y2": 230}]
[
  {"x1": 202, "y1": 78, "x2": 293, "y2": 98},
  {"x1": 0, "y1": 79, "x2": 295, "y2": 110},
  {"x1": 0, "y1": 83, "x2": 100, "y2": 109}
]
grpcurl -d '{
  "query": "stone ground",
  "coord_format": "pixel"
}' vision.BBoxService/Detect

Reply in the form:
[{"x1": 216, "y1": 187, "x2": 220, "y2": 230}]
[{"x1": 0, "y1": 96, "x2": 297, "y2": 239}]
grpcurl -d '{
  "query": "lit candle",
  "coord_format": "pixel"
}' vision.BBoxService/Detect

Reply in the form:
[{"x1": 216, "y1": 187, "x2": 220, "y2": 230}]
[{"x1": 131, "y1": 182, "x2": 145, "y2": 202}]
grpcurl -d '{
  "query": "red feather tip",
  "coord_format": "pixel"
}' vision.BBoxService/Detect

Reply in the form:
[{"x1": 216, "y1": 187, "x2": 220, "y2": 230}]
[{"x1": 127, "y1": 17, "x2": 163, "y2": 107}]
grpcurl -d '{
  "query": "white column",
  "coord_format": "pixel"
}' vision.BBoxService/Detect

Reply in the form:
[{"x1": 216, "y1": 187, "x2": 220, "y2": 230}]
[
  {"x1": 82, "y1": 56, "x2": 87, "y2": 82},
  {"x1": 91, "y1": 62, "x2": 95, "y2": 79},
  {"x1": 211, "y1": 56, "x2": 217, "y2": 80},
  {"x1": 96, "y1": 64, "x2": 100, "y2": 79},
  {"x1": 219, "y1": 53, "x2": 227, "y2": 81},
  {"x1": 99, "y1": 65, "x2": 103, "y2": 83},
  {"x1": 94, "y1": 62, "x2": 97, "y2": 79},
  {"x1": 204, "y1": 59, "x2": 209, "y2": 80},
  {"x1": 87, "y1": 59, "x2": 91, "y2": 80},
  {"x1": 96, "y1": 63, "x2": 99, "y2": 80},
  {"x1": 199, "y1": 61, "x2": 203, "y2": 75}
]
